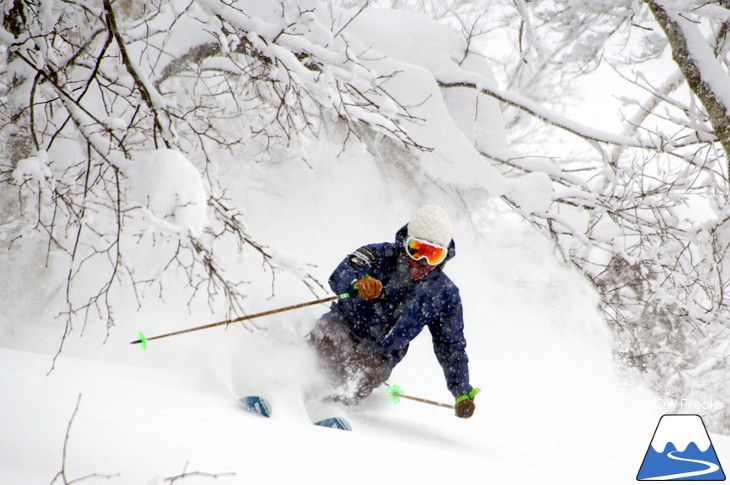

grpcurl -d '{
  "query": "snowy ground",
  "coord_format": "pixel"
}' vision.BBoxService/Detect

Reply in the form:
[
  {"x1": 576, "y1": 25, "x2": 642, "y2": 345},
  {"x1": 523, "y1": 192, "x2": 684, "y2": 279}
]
[{"x1": 2, "y1": 197, "x2": 727, "y2": 484}]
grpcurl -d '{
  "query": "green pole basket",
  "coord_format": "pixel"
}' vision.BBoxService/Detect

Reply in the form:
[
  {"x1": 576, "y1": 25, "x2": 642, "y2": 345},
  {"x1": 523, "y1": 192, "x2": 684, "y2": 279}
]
[
  {"x1": 138, "y1": 331, "x2": 148, "y2": 350},
  {"x1": 386, "y1": 384, "x2": 403, "y2": 404}
]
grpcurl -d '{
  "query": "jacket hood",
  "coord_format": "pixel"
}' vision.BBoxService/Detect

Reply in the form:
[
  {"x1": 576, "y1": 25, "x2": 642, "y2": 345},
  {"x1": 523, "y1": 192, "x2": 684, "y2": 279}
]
[{"x1": 395, "y1": 224, "x2": 456, "y2": 266}]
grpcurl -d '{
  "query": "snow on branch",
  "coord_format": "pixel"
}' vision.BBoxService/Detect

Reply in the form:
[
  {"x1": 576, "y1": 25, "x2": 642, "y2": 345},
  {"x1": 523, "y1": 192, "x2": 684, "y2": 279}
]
[
  {"x1": 192, "y1": 0, "x2": 428, "y2": 150},
  {"x1": 644, "y1": 0, "x2": 730, "y2": 177},
  {"x1": 437, "y1": 78, "x2": 648, "y2": 148},
  {"x1": 102, "y1": 0, "x2": 173, "y2": 149}
]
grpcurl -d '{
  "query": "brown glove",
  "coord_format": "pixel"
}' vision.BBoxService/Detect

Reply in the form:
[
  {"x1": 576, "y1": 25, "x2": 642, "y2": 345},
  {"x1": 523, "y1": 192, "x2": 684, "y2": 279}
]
[
  {"x1": 355, "y1": 277, "x2": 383, "y2": 300},
  {"x1": 455, "y1": 398, "x2": 476, "y2": 419},
  {"x1": 455, "y1": 388, "x2": 480, "y2": 419}
]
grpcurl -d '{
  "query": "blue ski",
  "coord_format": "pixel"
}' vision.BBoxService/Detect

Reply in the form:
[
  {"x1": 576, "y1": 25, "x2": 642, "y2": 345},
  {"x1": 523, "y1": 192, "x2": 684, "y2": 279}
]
[
  {"x1": 313, "y1": 417, "x2": 352, "y2": 431},
  {"x1": 240, "y1": 396, "x2": 272, "y2": 418},
  {"x1": 240, "y1": 396, "x2": 351, "y2": 430}
]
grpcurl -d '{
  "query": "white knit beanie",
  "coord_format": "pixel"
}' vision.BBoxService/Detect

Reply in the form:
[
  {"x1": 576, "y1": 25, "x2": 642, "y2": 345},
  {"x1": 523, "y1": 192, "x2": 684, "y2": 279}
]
[{"x1": 407, "y1": 205, "x2": 453, "y2": 247}]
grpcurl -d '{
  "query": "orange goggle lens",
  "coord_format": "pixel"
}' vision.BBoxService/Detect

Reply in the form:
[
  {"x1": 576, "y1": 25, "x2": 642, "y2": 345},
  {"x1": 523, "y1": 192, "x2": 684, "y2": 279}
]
[{"x1": 404, "y1": 237, "x2": 447, "y2": 265}]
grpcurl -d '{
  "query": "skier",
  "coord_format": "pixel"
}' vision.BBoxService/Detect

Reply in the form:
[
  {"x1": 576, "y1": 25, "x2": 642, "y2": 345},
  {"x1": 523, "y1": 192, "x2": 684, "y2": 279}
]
[{"x1": 308, "y1": 205, "x2": 480, "y2": 418}]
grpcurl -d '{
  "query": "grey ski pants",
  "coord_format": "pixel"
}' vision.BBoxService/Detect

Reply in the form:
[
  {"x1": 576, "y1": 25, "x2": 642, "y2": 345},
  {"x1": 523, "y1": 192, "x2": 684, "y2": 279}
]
[{"x1": 307, "y1": 313, "x2": 391, "y2": 404}]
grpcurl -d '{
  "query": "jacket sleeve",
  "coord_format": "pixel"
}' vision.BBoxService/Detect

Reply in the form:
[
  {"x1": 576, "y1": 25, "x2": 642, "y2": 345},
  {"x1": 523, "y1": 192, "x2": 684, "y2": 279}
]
[
  {"x1": 328, "y1": 245, "x2": 382, "y2": 295},
  {"x1": 428, "y1": 289, "x2": 473, "y2": 398}
]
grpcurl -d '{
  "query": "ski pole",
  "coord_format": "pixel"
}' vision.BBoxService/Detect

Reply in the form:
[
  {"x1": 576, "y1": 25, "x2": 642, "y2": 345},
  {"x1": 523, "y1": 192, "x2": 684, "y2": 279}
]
[
  {"x1": 130, "y1": 293, "x2": 352, "y2": 348},
  {"x1": 386, "y1": 384, "x2": 454, "y2": 409}
]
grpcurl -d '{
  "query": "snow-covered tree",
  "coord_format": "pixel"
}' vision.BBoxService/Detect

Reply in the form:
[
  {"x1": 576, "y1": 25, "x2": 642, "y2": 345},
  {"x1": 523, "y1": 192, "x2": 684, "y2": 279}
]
[
  {"x1": 400, "y1": 0, "x2": 730, "y2": 431},
  {"x1": 1, "y1": 0, "x2": 432, "y2": 361}
]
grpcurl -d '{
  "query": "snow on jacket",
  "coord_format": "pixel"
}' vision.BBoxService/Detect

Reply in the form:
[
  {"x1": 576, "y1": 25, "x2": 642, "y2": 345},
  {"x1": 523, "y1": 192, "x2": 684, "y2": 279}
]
[{"x1": 326, "y1": 225, "x2": 473, "y2": 398}]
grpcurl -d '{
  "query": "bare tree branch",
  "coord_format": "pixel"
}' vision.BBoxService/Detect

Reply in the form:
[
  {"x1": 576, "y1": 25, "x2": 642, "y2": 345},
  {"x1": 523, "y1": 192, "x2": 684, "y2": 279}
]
[
  {"x1": 164, "y1": 461, "x2": 235, "y2": 484},
  {"x1": 50, "y1": 395, "x2": 119, "y2": 485}
]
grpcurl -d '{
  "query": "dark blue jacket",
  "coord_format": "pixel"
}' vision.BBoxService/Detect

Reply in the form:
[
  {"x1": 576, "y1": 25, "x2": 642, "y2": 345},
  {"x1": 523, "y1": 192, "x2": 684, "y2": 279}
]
[{"x1": 327, "y1": 225, "x2": 473, "y2": 397}]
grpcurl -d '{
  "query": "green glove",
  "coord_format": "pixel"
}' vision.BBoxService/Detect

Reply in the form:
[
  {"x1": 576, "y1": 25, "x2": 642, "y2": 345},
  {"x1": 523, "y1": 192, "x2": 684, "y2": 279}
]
[{"x1": 455, "y1": 388, "x2": 481, "y2": 419}]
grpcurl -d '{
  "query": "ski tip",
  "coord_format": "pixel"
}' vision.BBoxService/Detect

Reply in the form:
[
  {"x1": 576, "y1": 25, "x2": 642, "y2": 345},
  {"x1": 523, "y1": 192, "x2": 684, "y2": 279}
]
[
  {"x1": 240, "y1": 396, "x2": 272, "y2": 418},
  {"x1": 313, "y1": 417, "x2": 352, "y2": 431}
]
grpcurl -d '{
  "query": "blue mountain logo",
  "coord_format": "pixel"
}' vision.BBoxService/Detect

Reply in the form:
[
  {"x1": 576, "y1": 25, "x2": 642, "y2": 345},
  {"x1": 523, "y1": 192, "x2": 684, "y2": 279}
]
[{"x1": 637, "y1": 414, "x2": 726, "y2": 481}]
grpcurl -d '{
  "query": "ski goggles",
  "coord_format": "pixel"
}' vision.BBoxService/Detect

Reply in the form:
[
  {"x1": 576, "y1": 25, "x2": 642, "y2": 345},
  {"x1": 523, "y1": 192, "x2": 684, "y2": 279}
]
[{"x1": 404, "y1": 236, "x2": 448, "y2": 266}]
